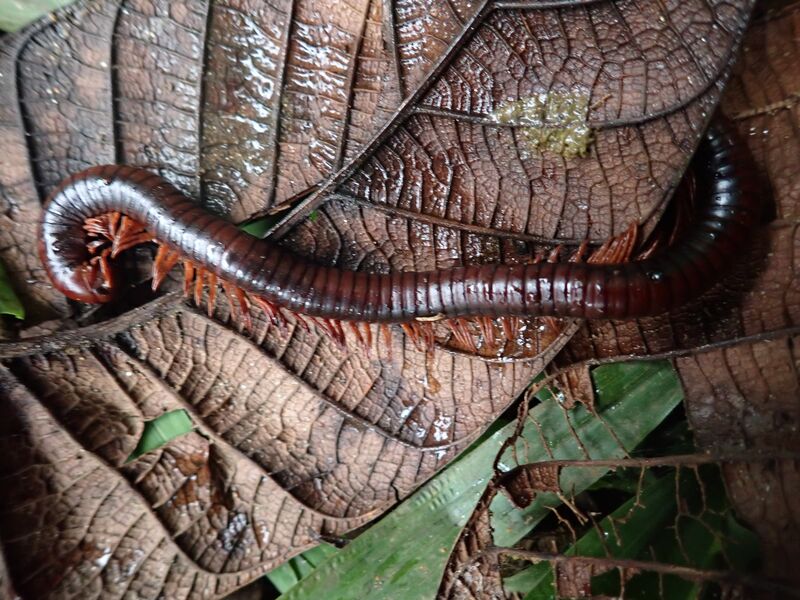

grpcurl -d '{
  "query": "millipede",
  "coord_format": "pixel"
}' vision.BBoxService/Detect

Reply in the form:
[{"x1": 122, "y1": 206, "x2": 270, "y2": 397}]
[{"x1": 38, "y1": 119, "x2": 759, "y2": 354}]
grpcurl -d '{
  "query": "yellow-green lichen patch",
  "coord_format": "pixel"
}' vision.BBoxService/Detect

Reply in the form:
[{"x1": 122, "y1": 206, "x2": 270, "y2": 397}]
[{"x1": 490, "y1": 91, "x2": 593, "y2": 159}]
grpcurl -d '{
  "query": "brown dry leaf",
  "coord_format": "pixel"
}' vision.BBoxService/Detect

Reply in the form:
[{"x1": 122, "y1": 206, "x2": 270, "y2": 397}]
[
  {"x1": 436, "y1": 463, "x2": 605, "y2": 600},
  {"x1": 438, "y1": 480, "x2": 505, "y2": 600},
  {"x1": 677, "y1": 334, "x2": 800, "y2": 586},
  {"x1": 0, "y1": 302, "x2": 563, "y2": 598},
  {"x1": 557, "y1": 2, "x2": 800, "y2": 365},
  {"x1": 548, "y1": 2, "x2": 800, "y2": 591},
  {"x1": 0, "y1": 0, "x2": 755, "y2": 597},
  {"x1": 501, "y1": 464, "x2": 561, "y2": 509}
]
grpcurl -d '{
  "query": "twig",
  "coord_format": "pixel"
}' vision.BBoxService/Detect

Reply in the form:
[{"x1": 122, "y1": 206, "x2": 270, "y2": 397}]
[{"x1": 486, "y1": 547, "x2": 800, "y2": 597}]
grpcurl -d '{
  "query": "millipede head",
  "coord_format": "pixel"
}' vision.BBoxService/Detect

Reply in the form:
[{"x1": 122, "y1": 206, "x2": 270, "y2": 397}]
[{"x1": 45, "y1": 255, "x2": 115, "y2": 304}]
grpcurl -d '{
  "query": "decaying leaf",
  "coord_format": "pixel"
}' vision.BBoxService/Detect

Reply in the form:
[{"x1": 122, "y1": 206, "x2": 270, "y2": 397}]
[
  {"x1": 677, "y1": 334, "x2": 800, "y2": 586},
  {"x1": 501, "y1": 464, "x2": 562, "y2": 509},
  {"x1": 438, "y1": 457, "x2": 796, "y2": 599},
  {"x1": 548, "y1": 4, "x2": 800, "y2": 592}
]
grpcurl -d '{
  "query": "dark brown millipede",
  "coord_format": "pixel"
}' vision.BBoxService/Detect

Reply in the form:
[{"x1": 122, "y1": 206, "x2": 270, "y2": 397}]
[{"x1": 38, "y1": 119, "x2": 758, "y2": 347}]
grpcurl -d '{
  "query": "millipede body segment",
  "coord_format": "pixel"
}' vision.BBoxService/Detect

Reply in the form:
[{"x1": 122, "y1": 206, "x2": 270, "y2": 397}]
[{"x1": 38, "y1": 120, "x2": 758, "y2": 346}]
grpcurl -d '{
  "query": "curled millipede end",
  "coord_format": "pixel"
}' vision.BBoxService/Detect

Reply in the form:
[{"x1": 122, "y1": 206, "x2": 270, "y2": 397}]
[
  {"x1": 38, "y1": 212, "x2": 121, "y2": 303},
  {"x1": 49, "y1": 258, "x2": 116, "y2": 304}
]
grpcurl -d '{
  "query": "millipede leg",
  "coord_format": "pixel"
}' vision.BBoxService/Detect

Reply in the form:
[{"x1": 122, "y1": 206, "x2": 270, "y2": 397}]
[
  {"x1": 220, "y1": 282, "x2": 239, "y2": 325},
  {"x1": 87, "y1": 239, "x2": 106, "y2": 254},
  {"x1": 111, "y1": 216, "x2": 152, "y2": 257},
  {"x1": 419, "y1": 321, "x2": 435, "y2": 353},
  {"x1": 447, "y1": 318, "x2": 477, "y2": 353},
  {"x1": 182, "y1": 261, "x2": 195, "y2": 297},
  {"x1": 235, "y1": 287, "x2": 253, "y2": 331},
  {"x1": 402, "y1": 321, "x2": 436, "y2": 354},
  {"x1": 206, "y1": 273, "x2": 218, "y2": 317},
  {"x1": 193, "y1": 267, "x2": 205, "y2": 307},
  {"x1": 249, "y1": 294, "x2": 292, "y2": 332},
  {"x1": 362, "y1": 323, "x2": 373, "y2": 351},
  {"x1": 380, "y1": 324, "x2": 392, "y2": 360},
  {"x1": 348, "y1": 321, "x2": 366, "y2": 349},
  {"x1": 588, "y1": 222, "x2": 638, "y2": 264},
  {"x1": 501, "y1": 315, "x2": 520, "y2": 341},
  {"x1": 477, "y1": 316, "x2": 496, "y2": 350},
  {"x1": 288, "y1": 309, "x2": 306, "y2": 331},
  {"x1": 569, "y1": 240, "x2": 590, "y2": 263},
  {"x1": 152, "y1": 245, "x2": 181, "y2": 291},
  {"x1": 94, "y1": 252, "x2": 113, "y2": 290},
  {"x1": 400, "y1": 323, "x2": 419, "y2": 350},
  {"x1": 83, "y1": 212, "x2": 121, "y2": 239},
  {"x1": 327, "y1": 318, "x2": 345, "y2": 346}
]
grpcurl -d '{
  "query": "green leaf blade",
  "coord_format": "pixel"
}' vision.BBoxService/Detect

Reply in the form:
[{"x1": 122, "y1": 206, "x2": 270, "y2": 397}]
[
  {"x1": 266, "y1": 543, "x2": 339, "y2": 594},
  {"x1": 504, "y1": 474, "x2": 677, "y2": 597},
  {"x1": 0, "y1": 0, "x2": 77, "y2": 32},
  {"x1": 0, "y1": 261, "x2": 24, "y2": 319},
  {"x1": 127, "y1": 409, "x2": 194, "y2": 461},
  {"x1": 492, "y1": 361, "x2": 684, "y2": 548}
]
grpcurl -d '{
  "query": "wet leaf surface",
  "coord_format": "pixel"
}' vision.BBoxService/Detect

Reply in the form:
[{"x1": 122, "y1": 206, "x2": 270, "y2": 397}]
[
  {"x1": 0, "y1": 0, "x2": 768, "y2": 597},
  {"x1": 558, "y1": 2, "x2": 800, "y2": 366}
]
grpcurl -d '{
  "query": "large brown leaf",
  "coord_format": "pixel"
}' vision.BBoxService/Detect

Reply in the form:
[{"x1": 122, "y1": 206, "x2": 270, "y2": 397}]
[
  {"x1": 675, "y1": 3, "x2": 800, "y2": 577},
  {"x1": 0, "y1": 0, "x2": 755, "y2": 597},
  {"x1": 557, "y1": 4, "x2": 800, "y2": 364},
  {"x1": 549, "y1": 1, "x2": 800, "y2": 589}
]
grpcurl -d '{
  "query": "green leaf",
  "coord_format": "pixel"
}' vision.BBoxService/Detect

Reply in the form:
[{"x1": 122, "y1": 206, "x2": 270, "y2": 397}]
[
  {"x1": 587, "y1": 465, "x2": 657, "y2": 494},
  {"x1": 279, "y1": 361, "x2": 683, "y2": 600},
  {"x1": 266, "y1": 543, "x2": 339, "y2": 594},
  {"x1": 127, "y1": 409, "x2": 194, "y2": 461},
  {"x1": 0, "y1": 0, "x2": 77, "y2": 32},
  {"x1": 491, "y1": 362, "x2": 684, "y2": 548},
  {"x1": 0, "y1": 261, "x2": 24, "y2": 320},
  {"x1": 590, "y1": 466, "x2": 761, "y2": 599},
  {"x1": 239, "y1": 214, "x2": 283, "y2": 238},
  {"x1": 720, "y1": 511, "x2": 761, "y2": 573},
  {"x1": 504, "y1": 474, "x2": 677, "y2": 598}
]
